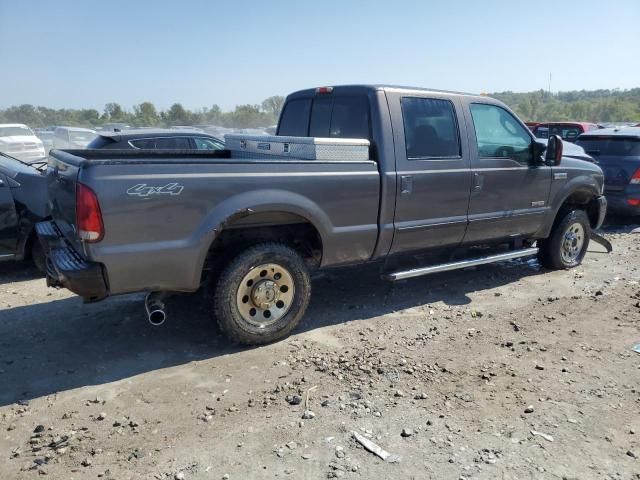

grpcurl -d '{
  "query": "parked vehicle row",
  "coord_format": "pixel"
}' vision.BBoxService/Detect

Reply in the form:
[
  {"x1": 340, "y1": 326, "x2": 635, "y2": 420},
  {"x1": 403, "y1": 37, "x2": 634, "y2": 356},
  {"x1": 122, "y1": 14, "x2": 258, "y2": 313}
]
[
  {"x1": 38, "y1": 84, "x2": 607, "y2": 345},
  {"x1": 531, "y1": 122, "x2": 599, "y2": 142},
  {"x1": 576, "y1": 127, "x2": 640, "y2": 216},
  {"x1": 0, "y1": 124, "x2": 45, "y2": 161},
  {"x1": 0, "y1": 152, "x2": 48, "y2": 270}
]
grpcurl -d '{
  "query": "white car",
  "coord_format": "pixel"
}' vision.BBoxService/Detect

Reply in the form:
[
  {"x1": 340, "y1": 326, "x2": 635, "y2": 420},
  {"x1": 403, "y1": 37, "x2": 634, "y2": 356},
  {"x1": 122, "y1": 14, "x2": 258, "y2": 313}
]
[
  {"x1": 53, "y1": 126, "x2": 98, "y2": 149},
  {"x1": 0, "y1": 124, "x2": 46, "y2": 161}
]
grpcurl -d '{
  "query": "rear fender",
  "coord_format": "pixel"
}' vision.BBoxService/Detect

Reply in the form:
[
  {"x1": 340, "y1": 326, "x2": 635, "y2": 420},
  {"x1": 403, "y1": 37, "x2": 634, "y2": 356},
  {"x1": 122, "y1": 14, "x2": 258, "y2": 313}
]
[{"x1": 191, "y1": 189, "x2": 332, "y2": 287}]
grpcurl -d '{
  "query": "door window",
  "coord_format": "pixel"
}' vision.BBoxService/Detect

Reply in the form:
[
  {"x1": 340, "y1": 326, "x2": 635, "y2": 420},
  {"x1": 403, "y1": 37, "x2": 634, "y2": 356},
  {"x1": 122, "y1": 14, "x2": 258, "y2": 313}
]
[
  {"x1": 194, "y1": 137, "x2": 224, "y2": 150},
  {"x1": 470, "y1": 103, "x2": 532, "y2": 163},
  {"x1": 401, "y1": 97, "x2": 461, "y2": 159}
]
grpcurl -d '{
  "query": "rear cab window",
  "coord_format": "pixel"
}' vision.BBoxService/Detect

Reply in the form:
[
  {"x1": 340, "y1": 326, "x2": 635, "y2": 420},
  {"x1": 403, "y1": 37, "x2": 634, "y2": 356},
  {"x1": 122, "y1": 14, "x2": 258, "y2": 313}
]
[
  {"x1": 576, "y1": 136, "x2": 640, "y2": 157},
  {"x1": 278, "y1": 95, "x2": 371, "y2": 140}
]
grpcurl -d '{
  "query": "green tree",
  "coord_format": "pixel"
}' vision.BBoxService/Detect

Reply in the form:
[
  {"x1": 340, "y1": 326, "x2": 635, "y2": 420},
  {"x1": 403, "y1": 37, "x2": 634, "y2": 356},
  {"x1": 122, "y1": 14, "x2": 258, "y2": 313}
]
[
  {"x1": 133, "y1": 102, "x2": 160, "y2": 126},
  {"x1": 165, "y1": 103, "x2": 191, "y2": 125},
  {"x1": 103, "y1": 102, "x2": 126, "y2": 122},
  {"x1": 261, "y1": 96, "x2": 284, "y2": 119}
]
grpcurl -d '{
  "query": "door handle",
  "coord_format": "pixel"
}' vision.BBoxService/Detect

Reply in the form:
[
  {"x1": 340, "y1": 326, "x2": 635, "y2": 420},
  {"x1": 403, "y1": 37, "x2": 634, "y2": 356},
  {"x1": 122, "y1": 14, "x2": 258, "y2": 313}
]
[
  {"x1": 400, "y1": 175, "x2": 413, "y2": 195},
  {"x1": 472, "y1": 172, "x2": 483, "y2": 192}
]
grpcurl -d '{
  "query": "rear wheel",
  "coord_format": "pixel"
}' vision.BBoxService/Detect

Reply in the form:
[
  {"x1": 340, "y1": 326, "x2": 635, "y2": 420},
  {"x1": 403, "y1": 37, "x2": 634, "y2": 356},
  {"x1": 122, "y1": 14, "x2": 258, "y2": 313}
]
[
  {"x1": 212, "y1": 243, "x2": 311, "y2": 345},
  {"x1": 538, "y1": 209, "x2": 590, "y2": 269}
]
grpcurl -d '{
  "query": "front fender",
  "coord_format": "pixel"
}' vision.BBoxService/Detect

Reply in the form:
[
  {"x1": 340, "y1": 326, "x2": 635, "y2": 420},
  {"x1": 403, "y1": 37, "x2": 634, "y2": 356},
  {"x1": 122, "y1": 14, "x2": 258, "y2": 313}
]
[{"x1": 537, "y1": 171, "x2": 602, "y2": 238}]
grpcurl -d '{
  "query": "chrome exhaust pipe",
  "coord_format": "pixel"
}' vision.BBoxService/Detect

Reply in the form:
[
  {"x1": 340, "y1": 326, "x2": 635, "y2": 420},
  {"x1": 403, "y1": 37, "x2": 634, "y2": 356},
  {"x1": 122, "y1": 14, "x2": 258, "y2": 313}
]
[{"x1": 145, "y1": 292, "x2": 166, "y2": 326}]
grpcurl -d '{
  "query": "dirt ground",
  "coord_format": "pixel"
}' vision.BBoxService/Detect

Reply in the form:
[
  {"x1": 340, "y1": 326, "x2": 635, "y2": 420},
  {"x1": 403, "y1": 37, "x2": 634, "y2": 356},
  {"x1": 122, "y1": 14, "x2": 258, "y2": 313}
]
[{"x1": 1, "y1": 223, "x2": 639, "y2": 480}]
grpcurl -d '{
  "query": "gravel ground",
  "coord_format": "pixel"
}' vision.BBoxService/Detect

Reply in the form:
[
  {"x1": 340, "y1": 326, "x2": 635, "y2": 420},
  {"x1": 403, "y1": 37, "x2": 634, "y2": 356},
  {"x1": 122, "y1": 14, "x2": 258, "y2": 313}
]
[{"x1": 0, "y1": 223, "x2": 639, "y2": 480}]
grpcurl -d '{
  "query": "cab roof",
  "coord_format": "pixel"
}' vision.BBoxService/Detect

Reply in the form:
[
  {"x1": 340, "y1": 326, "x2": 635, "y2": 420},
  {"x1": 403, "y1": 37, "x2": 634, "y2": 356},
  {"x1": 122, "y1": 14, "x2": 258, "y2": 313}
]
[{"x1": 287, "y1": 84, "x2": 482, "y2": 99}]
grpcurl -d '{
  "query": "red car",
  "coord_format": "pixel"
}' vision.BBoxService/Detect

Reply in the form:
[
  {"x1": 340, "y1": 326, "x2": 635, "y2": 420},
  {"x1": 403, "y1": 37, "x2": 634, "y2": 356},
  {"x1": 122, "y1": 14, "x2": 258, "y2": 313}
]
[
  {"x1": 525, "y1": 122, "x2": 541, "y2": 131},
  {"x1": 532, "y1": 122, "x2": 599, "y2": 142}
]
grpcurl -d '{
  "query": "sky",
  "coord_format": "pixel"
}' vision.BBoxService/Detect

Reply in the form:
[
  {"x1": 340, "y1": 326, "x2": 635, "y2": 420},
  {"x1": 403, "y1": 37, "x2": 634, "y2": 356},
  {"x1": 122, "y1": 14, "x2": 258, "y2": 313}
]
[{"x1": 1, "y1": 0, "x2": 639, "y2": 112}]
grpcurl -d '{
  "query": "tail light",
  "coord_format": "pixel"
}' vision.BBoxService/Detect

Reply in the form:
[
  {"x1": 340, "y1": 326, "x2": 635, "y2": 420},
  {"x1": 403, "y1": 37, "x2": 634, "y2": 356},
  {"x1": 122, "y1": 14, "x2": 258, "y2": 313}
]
[
  {"x1": 76, "y1": 183, "x2": 104, "y2": 242},
  {"x1": 628, "y1": 199, "x2": 640, "y2": 207},
  {"x1": 630, "y1": 168, "x2": 640, "y2": 185}
]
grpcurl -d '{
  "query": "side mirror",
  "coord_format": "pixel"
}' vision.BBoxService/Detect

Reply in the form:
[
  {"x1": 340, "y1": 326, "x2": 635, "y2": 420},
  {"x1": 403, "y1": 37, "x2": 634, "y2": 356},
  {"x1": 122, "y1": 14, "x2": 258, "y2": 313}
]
[
  {"x1": 532, "y1": 141, "x2": 547, "y2": 164},
  {"x1": 545, "y1": 134, "x2": 563, "y2": 166}
]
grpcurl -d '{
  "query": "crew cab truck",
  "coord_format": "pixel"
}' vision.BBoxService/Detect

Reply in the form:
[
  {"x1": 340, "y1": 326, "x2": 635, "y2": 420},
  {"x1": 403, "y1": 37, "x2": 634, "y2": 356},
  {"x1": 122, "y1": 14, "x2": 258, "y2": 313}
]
[{"x1": 38, "y1": 85, "x2": 607, "y2": 345}]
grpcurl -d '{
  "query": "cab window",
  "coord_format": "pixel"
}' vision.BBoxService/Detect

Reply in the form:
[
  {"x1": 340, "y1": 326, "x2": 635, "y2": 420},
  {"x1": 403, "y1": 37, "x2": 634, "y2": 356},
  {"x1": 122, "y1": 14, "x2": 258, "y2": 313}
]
[
  {"x1": 277, "y1": 99, "x2": 312, "y2": 136},
  {"x1": 401, "y1": 97, "x2": 461, "y2": 159},
  {"x1": 470, "y1": 103, "x2": 532, "y2": 163},
  {"x1": 194, "y1": 137, "x2": 224, "y2": 150}
]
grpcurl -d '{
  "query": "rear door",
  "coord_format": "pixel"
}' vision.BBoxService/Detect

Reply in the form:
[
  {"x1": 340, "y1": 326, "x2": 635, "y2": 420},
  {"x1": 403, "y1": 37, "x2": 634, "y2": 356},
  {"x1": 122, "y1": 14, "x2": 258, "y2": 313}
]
[
  {"x1": 387, "y1": 93, "x2": 472, "y2": 254},
  {"x1": 464, "y1": 101, "x2": 551, "y2": 243},
  {"x1": 576, "y1": 135, "x2": 640, "y2": 193},
  {"x1": 0, "y1": 172, "x2": 18, "y2": 256}
]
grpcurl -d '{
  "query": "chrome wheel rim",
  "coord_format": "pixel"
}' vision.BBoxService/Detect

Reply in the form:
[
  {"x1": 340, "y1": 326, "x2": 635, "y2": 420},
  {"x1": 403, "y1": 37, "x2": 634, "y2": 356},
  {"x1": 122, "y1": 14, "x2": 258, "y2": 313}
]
[
  {"x1": 236, "y1": 263, "x2": 295, "y2": 327},
  {"x1": 561, "y1": 223, "x2": 585, "y2": 264}
]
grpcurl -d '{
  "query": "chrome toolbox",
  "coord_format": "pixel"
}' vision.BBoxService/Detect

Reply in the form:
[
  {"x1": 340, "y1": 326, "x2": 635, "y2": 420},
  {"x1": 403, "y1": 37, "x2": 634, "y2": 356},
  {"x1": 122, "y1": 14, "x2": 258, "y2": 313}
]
[{"x1": 225, "y1": 134, "x2": 370, "y2": 161}]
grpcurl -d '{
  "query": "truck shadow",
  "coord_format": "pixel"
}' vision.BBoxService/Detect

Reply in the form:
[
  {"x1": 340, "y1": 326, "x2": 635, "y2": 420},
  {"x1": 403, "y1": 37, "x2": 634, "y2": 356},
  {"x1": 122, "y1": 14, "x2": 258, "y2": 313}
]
[
  {"x1": 0, "y1": 249, "x2": 608, "y2": 407},
  {"x1": 0, "y1": 261, "x2": 43, "y2": 286}
]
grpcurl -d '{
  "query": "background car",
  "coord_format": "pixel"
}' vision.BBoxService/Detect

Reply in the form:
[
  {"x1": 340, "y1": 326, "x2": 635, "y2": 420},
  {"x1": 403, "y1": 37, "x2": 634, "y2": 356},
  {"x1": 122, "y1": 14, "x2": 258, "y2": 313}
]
[
  {"x1": 52, "y1": 126, "x2": 98, "y2": 149},
  {"x1": 576, "y1": 126, "x2": 640, "y2": 216},
  {"x1": 99, "y1": 122, "x2": 131, "y2": 132},
  {"x1": 86, "y1": 129, "x2": 224, "y2": 150},
  {"x1": 532, "y1": 122, "x2": 599, "y2": 142},
  {"x1": 0, "y1": 124, "x2": 45, "y2": 161},
  {"x1": 34, "y1": 128, "x2": 54, "y2": 153},
  {"x1": 0, "y1": 152, "x2": 48, "y2": 271}
]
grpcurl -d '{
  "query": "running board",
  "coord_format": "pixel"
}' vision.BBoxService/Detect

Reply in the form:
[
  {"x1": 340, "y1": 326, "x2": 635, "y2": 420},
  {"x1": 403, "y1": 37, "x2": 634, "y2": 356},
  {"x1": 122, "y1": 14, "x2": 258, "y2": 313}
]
[{"x1": 383, "y1": 247, "x2": 539, "y2": 281}]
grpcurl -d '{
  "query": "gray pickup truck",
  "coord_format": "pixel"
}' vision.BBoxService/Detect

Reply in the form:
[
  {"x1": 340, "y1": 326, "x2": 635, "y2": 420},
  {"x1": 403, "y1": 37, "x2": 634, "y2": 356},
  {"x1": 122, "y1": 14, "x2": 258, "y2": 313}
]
[{"x1": 38, "y1": 85, "x2": 607, "y2": 345}]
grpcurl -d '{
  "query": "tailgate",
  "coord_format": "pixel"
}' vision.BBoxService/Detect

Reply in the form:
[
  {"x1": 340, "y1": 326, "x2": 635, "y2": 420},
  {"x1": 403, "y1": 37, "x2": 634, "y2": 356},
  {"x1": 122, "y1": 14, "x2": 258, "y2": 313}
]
[
  {"x1": 47, "y1": 151, "x2": 83, "y2": 252},
  {"x1": 599, "y1": 156, "x2": 639, "y2": 192}
]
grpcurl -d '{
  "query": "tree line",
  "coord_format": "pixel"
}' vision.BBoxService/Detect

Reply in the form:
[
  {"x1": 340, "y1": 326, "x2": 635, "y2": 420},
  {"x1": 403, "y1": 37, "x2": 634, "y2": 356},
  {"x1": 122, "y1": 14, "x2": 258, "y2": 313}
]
[
  {"x1": 0, "y1": 96, "x2": 285, "y2": 129},
  {"x1": 1, "y1": 88, "x2": 639, "y2": 130},
  {"x1": 491, "y1": 88, "x2": 640, "y2": 123}
]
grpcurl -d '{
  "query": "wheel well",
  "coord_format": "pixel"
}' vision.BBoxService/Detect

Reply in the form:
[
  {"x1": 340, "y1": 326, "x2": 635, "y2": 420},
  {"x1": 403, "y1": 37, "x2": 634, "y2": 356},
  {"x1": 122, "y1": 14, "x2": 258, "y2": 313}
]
[
  {"x1": 557, "y1": 190, "x2": 600, "y2": 228},
  {"x1": 204, "y1": 214, "x2": 323, "y2": 278}
]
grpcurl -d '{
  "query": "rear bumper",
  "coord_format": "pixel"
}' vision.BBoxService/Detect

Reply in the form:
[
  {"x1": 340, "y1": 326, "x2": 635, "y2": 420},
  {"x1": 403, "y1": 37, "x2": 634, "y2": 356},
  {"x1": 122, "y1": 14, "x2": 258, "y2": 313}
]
[
  {"x1": 35, "y1": 221, "x2": 109, "y2": 301},
  {"x1": 604, "y1": 191, "x2": 640, "y2": 216}
]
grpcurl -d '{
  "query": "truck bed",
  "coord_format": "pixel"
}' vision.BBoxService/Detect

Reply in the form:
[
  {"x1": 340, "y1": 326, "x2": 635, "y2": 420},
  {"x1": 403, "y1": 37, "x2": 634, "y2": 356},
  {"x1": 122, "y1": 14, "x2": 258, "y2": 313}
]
[{"x1": 46, "y1": 148, "x2": 381, "y2": 295}]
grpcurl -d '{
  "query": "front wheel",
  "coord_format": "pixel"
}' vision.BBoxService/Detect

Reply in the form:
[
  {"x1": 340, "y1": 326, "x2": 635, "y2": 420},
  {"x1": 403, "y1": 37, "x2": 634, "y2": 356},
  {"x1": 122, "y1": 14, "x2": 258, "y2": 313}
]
[
  {"x1": 212, "y1": 243, "x2": 311, "y2": 345},
  {"x1": 538, "y1": 209, "x2": 591, "y2": 269}
]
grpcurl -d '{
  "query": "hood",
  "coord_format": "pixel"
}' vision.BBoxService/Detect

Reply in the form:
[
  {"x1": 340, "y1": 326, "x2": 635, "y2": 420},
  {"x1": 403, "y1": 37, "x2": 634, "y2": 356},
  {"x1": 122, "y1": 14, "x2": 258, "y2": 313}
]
[{"x1": 0, "y1": 135, "x2": 44, "y2": 148}]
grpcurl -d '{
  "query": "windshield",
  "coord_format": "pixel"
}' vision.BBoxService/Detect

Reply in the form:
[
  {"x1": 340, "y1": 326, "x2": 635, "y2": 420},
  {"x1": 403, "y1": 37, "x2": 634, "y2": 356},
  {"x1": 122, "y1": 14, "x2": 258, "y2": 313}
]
[
  {"x1": 0, "y1": 126, "x2": 33, "y2": 137},
  {"x1": 576, "y1": 137, "x2": 640, "y2": 157},
  {"x1": 69, "y1": 131, "x2": 96, "y2": 142}
]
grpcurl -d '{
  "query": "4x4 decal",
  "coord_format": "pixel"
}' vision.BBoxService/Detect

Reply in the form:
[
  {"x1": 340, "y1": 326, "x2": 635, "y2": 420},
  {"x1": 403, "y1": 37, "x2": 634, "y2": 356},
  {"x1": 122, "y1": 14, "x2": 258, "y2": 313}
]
[{"x1": 127, "y1": 183, "x2": 184, "y2": 197}]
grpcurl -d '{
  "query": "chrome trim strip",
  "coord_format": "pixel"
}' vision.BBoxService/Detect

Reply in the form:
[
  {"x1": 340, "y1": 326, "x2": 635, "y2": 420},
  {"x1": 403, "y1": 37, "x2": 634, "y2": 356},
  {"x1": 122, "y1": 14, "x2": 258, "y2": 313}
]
[
  {"x1": 0, "y1": 254, "x2": 16, "y2": 260},
  {"x1": 384, "y1": 247, "x2": 539, "y2": 281}
]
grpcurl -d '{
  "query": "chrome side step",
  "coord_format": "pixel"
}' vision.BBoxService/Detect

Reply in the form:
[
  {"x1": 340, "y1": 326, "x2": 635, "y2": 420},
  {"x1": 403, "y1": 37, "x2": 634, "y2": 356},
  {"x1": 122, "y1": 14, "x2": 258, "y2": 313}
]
[{"x1": 383, "y1": 247, "x2": 539, "y2": 281}]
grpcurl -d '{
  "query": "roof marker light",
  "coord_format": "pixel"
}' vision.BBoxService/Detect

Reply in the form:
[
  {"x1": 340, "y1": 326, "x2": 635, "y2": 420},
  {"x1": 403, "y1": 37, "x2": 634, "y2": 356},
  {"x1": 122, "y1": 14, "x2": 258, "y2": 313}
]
[{"x1": 315, "y1": 86, "x2": 334, "y2": 94}]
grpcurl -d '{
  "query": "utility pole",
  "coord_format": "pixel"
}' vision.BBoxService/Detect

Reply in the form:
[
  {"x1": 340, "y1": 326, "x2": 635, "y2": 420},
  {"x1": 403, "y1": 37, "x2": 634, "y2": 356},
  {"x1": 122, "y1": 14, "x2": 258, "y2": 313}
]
[{"x1": 548, "y1": 73, "x2": 552, "y2": 96}]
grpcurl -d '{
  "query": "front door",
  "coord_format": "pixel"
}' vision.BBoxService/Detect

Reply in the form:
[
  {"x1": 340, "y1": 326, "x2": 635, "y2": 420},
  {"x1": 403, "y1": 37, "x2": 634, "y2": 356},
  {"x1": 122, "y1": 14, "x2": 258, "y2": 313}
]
[
  {"x1": 463, "y1": 102, "x2": 552, "y2": 243},
  {"x1": 0, "y1": 173, "x2": 18, "y2": 257},
  {"x1": 389, "y1": 94, "x2": 472, "y2": 254}
]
